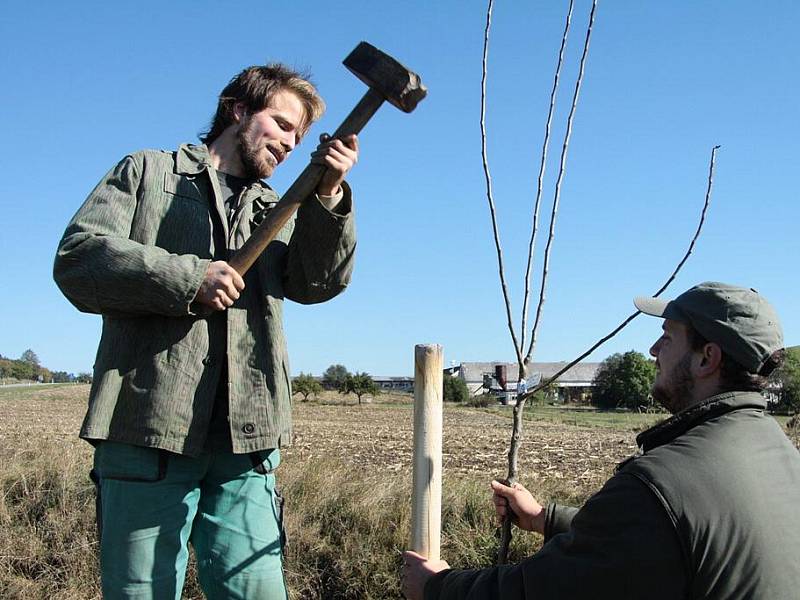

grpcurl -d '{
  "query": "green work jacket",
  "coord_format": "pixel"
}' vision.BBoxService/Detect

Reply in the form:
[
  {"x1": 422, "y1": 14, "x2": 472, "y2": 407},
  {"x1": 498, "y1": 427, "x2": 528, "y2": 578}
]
[
  {"x1": 425, "y1": 391, "x2": 800, "y2": 599},
  {"x1": 54, "y1": 144, "x2": 356, "y2": 456}
]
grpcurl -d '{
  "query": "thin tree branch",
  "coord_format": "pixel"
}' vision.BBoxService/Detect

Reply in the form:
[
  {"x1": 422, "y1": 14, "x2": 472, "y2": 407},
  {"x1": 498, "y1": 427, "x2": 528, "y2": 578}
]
[
  {"x1": 520, "y1": 144, "x2": 721, "y2": 402},
  {"x1": 498, "y1": 0, "x2": 599, "y2": 565},
  {"x1": 498, "y1": 144, "x2": 718, "y2": 565},
  {"x1": 524, "y1": 0, "x2": 598, "y2": 366},
  {"x1": 520, "y1": 0, "x2": 575, "y2": 357},
  {"x1": 648, "y1": 145, "x2": 721, "y2": 299},
  {"x1": 481, "y1": 0, "x2": 524, "y2": 366}
]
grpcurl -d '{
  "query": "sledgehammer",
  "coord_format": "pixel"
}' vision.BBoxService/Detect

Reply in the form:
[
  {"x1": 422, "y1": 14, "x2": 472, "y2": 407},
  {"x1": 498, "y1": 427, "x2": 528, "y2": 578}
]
[{"x1": 228, "y1": 41, "x2": 427, "y2": 275}]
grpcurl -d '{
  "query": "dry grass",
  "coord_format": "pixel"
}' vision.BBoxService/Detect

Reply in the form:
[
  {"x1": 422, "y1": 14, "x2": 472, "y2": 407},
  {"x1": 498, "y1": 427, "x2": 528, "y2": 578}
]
[{"x1": 1, "y1": 385, "x2": 796, "y2": 598}]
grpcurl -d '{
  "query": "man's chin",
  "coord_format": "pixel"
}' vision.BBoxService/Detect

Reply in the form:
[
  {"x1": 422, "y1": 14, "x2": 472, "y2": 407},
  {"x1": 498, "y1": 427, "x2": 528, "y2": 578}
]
[
  {"x1": 652, "y1": 386, "x2": 677, "y2": 414},
  {"x1": 244, "y1": 160, "x2": 274, "y2": 180}
]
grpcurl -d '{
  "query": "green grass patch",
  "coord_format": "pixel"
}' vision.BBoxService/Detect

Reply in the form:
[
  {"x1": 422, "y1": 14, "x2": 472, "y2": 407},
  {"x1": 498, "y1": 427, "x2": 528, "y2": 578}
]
[
  {"x1": 476, "y1": 403, "x2": 664, "y2": 431},
  {"x1": 0, "y1": 383, "x2": 79, "y2": 399}
]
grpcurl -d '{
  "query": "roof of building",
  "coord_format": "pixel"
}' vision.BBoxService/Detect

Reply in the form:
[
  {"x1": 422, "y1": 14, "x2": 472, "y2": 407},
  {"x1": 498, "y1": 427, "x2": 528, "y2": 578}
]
[{"x1": 457, "y1": 361, "x2": 600, "y2": 385}]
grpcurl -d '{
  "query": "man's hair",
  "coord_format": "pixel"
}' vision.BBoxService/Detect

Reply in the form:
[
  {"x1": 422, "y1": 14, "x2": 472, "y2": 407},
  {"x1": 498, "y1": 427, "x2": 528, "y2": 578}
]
[
  {"x1": 686, "y1": 325, "x2": 785, "y2": 393},
  {"x1": 200, "y1": 64, "x2": 325, "y2": 146}
]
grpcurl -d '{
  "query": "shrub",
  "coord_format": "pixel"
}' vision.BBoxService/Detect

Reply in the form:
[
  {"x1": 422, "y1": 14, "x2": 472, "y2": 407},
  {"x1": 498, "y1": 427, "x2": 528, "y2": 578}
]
[
  {"x1": 293, "y1": 373, "x2": 322, "y2": 401},
  {"x1": 322, "y1": 364, "x2": 350, "y2": 390},
  {"x1": 339, "y1": 372, "x2": 379, "y2": 405},
  {"x1": 769, "y1": 347, "x2": 800, "y2": 414},
  {"x1": 591, "y1": 351, "x2": 656, "y2": 410},
  {"x1": 443, "y1": 376, "x2": 469, "y2": 403},
  {"x1": 468, "y1": 393, "x2": 495, "y2": 408}
]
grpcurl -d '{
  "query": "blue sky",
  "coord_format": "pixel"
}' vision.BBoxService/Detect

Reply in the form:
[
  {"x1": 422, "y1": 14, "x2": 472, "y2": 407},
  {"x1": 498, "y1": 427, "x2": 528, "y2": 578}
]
[{"x1": 1, "y1": 1, "x2": 797, "y2": 376}]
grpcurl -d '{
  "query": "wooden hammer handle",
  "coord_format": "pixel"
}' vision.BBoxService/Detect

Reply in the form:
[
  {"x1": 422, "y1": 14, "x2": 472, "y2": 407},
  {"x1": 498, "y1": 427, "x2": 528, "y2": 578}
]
[{"x1": 228, "y1": 87, "x2": 385, "y2": 275}]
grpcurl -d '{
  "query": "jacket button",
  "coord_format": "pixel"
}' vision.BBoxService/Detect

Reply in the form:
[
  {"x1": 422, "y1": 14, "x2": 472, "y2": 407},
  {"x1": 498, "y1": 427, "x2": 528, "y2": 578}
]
[
  {"x1": 242, "y1": 423, "x2": 256, "y2": 434},
  {"x1": 202, "y1": 356, "x2": 214, "y2": 366}
]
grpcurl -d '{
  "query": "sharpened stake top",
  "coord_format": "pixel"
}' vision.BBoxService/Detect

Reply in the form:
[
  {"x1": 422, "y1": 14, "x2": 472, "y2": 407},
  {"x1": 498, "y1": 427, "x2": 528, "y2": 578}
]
[{"x1": 343, "y1": 41, "x2": 427, "y2": 113}]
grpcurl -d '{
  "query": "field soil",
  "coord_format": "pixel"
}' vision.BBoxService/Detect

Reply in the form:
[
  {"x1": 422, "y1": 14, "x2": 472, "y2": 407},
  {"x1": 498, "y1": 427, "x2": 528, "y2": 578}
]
[
  {"x1": 2, "y1": 385, "x2": 797, "y2": 599},
  {"x1": 290, "y1": 392, "x2": 646, "y2": 495},
  {"x1": 1, "y1": 385, "x2": 648, "y2": 496},
  {"x1": 0, "y1": 384, "x2": 93, "y2": 460},
  {"x1": 4, "y1": 385, "x2": 797, "y2": 492}
]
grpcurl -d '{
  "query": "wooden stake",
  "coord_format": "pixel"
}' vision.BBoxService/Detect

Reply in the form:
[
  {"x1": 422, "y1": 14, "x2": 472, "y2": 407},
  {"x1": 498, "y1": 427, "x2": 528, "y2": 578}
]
[{"x1": 411, "y1": 344, "x2": 443, "y2": 561}]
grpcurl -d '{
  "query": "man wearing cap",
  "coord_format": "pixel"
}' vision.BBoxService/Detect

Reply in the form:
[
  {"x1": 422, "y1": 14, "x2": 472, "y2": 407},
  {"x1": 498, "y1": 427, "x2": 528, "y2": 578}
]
[{"x1": 402, "y1": 282, "x2": 800, "y2": 600}]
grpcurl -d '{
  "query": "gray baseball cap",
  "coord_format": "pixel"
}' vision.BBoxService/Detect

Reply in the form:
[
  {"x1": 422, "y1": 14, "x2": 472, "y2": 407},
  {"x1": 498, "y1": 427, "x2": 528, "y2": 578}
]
[{"x1": 634, "y1": 281, "x2": 783, "y2": 374}]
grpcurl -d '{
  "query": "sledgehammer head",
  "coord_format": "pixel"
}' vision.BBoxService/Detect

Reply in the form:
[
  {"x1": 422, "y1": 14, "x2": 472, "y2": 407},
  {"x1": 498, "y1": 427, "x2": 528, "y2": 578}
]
[{"x1": 343, "y1": 41, "x2": 427, "y2": 113}]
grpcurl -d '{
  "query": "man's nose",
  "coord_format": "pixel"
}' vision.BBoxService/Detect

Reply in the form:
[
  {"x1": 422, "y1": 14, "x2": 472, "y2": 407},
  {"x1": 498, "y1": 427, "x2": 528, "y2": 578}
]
[
  {"x1": 281, "y1": 133, "x2": 296, "y2": 152},
  {"x1": 649, "y1": 340, "x2": 659, "y2": 358}
]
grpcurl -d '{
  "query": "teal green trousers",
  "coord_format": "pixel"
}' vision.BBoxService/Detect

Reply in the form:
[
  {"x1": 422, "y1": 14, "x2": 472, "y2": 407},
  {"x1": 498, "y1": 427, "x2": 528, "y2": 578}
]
[{"x1": 91, "y1": 442, "x2": 287, "y2": 600}]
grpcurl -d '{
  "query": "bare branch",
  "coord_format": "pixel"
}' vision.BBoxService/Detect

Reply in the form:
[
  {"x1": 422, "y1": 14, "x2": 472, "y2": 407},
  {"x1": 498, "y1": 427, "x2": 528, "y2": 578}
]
[
  {"x1": 481, "y1": 0, "x2": 524, "y2": 366},
  {"x1": 499, "y1": 0, "x2": 599, "y2": 566},
  {"x1": 524, "y1": 0, "x2": 598, "y2": 366},
  {"x1": 520, "y1": 0, "x2": 575, "y2": 357},
  {"x1": 520, "y1": 145, "x2": 721, "y2": 403},
  {"x1": 498, "y1": 144, "x2": 718, "y2": 565},
  {"x1": 649, "y1": 145, "x2": 721, "y2": 298}
]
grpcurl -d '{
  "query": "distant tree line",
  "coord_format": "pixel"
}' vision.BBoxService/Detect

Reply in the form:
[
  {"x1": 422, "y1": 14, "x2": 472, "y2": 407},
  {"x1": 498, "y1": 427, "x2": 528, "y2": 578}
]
[
  {"x1": 0, "y1": 349, "x2": 92, "y2": 384},
  {"x1": 294, "y1": 349, "x2": 800, "y2": 415},
  {"x1": 293, "y1": 364, "x2": 380, "y2": 405}
]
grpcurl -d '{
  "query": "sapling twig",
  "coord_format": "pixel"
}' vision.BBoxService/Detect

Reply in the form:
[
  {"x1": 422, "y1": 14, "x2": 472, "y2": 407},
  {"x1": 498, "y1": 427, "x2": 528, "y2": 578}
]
[
  {"x1": 497, "y1": 144, "x2": 720, "y2": 563},
  {"x1": 498, "y1": 0, "x2": 598, "y2": 564},
  {"x1": 475, "y1": 0, "x2": 718, "y2": 567},
  {"x1": 520, "y1": 0, "x2": 575, "y2": 355},
  {"x1": 480, "y1": 0, "x2": 524, "y2": 367},
  {"x1": 523, "y1": 0, "x2": 598, "y2": 368}
]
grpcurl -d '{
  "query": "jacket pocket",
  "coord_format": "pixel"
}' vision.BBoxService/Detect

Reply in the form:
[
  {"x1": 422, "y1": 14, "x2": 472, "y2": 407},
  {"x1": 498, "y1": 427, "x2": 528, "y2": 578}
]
[
  {"x1": 155, "y1": 173, "x2": 214, "y2": 256},
  {"x1": 164, "y1": 173, "x2": 205, "y2": 203}
]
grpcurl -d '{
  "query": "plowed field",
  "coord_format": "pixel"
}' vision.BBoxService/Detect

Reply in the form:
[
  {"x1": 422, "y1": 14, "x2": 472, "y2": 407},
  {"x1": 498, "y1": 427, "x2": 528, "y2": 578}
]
[
  {"x1": 3, "y1": 385, "x2": 796, "y2": 498},
  {"x1": 1, "y1": 385, "x2": 653, "y2": 496}
]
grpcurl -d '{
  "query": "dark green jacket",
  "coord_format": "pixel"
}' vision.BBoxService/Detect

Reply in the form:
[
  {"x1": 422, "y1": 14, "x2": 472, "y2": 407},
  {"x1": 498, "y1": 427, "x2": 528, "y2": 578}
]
[
  {"x1": 54, "y1": 144, "x2": 356, "y2": 456},
  {"x1": 426, "y1": 391, "x2": 800, "y2": 599}
]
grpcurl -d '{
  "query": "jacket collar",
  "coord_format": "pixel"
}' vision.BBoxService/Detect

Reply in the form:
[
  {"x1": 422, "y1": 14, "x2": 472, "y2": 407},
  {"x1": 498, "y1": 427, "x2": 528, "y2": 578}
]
[
  {"x1": 175, "y1": 143, "x2": 212, "y2": 175},
  {"x1": 636, "y1": 391, "x2": 766, "y2": 452},
  {"x1": 174, "y1": 144, "x2": 276, "y2": 197}
]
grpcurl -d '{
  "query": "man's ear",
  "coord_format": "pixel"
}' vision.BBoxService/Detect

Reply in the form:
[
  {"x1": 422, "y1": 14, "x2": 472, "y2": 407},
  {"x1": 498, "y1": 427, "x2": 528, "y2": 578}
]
[
  {"x1": 233, "y1": 102, "x2": 248, "y2": 123},
  {"x1": 696, "y1": 343, "x2": 723, "y2": 378}
]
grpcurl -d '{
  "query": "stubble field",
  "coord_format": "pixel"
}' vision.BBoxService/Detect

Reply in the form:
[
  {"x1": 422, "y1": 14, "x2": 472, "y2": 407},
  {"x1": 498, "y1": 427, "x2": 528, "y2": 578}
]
[
  {"x1": 1, "y1": 385, "x2": 796, "y2": 598},
  {"x1": 0, "y1": 384, "x2": 651, "y2": 483},
  {"x1": 289, "y1": 393, "x2": 648, "y2": 492},
  {"x1": 0, "y1": 385, "x2": 649, "y2": 503}
]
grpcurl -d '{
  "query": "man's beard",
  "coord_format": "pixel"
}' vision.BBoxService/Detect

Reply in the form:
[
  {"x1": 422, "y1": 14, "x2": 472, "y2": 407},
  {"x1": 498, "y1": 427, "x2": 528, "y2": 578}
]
[
  {"x1": 652, "y1": 352, "x2": 695, "y2": 414},
  {"x1": 237, "y1": 117, "x2": 274, "y2": 180}
]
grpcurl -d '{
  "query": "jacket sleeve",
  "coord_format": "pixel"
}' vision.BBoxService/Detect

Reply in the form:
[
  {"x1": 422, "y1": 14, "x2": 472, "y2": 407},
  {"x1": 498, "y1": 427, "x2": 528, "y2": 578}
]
[
  {"x1": 425, "y1": 473, "x2": 687, "y2": 600},
  {"x1": 281, "y1": 181, "x2": 356, "y2": 304},
  {"x1": 543, "y1": 503, "x2": 579, "y2": 541},
  {"x1": 53, "y1": 155, "x2": 209, "y2": 317}
]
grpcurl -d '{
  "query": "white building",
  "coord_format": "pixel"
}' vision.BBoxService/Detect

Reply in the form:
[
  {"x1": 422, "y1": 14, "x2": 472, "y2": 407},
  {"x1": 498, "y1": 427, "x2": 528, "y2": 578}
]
[{"x1": 446, "y1": 361, "x2": 600, "y2": 403}]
